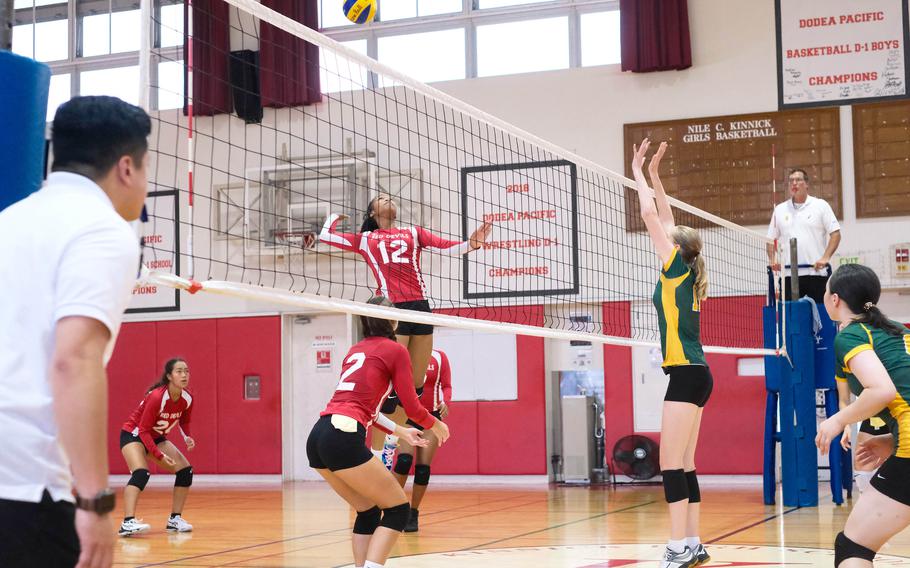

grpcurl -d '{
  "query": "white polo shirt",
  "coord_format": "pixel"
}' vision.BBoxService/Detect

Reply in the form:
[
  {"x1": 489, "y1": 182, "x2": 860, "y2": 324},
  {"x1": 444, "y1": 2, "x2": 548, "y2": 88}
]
[
  {"x1": 0, "y1": 172, "x2": 139, "y2": 504},
  {"x1": 767, "y1": 195, "x2": 840, "y2": 277}
]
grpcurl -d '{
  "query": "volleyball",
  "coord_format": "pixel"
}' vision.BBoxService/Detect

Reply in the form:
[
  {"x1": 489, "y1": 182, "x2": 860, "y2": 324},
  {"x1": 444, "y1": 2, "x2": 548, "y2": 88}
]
[{"x1": 342, "y1": 0, "x2": 376, "y2": 24}]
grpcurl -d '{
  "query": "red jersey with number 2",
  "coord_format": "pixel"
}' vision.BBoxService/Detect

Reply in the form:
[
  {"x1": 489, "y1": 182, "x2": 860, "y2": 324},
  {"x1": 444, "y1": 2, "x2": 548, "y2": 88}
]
[
  {"x1": 122, "y1": 386, "x2": 193, "y2": 460},
  {"x1": 321, "y1": 336, "x2": 434, "y2": 430},
  {"x1": 319, "y1": 214, "x2": 471, "y2": 303}
]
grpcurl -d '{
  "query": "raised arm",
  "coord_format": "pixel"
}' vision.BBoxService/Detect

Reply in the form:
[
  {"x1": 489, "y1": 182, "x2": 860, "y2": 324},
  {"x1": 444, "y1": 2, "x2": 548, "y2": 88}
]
[
  {"x1": 417, "y1": 223, "x2": 492, "y2": 255},
  {"x1": 319, "y1": 214, "x2": 361, "y2": 252},
  {"x1": 647, "y1": 141, "x2": 675, "y2": 231},
  {"x1": 631, "y1": 139, "x2": 676, "y2": 265}
]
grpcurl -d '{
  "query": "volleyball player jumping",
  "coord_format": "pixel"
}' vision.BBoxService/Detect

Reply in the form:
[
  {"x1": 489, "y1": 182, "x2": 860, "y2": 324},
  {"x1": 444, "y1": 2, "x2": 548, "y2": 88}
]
[
  {"x1": 307, "y1": 296, "x2": 450, "y2": 568},
  {"x1": 632, "y1": 139, "x2": 711, "y2": 568}
]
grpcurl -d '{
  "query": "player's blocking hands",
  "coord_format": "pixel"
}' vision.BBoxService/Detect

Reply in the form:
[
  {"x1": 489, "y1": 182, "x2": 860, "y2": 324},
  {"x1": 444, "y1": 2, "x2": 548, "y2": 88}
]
[
  {"x1": 396, "y1": 426, "x2": 429, "y2": 448},
  {"x1": 469, "y1": 221, "x2": 493, "y2": 250},
  {"x1": 632, "y1": 138, "x2": 651, "y2": 174},
  {"x1": 648, "y1": 141, "x2": 668, "y2": 174}
]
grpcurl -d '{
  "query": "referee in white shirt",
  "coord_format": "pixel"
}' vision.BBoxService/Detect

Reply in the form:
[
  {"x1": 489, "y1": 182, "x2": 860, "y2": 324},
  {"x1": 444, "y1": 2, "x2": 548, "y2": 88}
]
[
  {"x1": 0, "y1": 96, "x2": 150, "y2": 568},
  {"x1": 766, "y1": 168, "x2": 842, "y2": 303}
]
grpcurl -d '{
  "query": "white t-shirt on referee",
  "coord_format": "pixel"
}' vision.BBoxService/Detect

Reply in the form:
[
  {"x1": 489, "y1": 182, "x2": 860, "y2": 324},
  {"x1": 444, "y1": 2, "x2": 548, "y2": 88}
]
[
  {"x1": 0, "y1": 172, "x2": 139, "y2": 504},
  {"x1": 767, "y1": 195, "x2": 840, "y2": 277}
]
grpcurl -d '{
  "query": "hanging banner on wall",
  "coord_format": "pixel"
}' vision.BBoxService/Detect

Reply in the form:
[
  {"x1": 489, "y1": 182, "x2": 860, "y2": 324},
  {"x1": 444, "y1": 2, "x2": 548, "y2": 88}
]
[
  {"x1": 776, "y1": 0, "x2": 910, "y2": 109},
  {"x1": 460, "y1": 160, "x2": 580, "y2": 299},
  {"x1": 127, "y1": 190, "x2": 180, "y2": 313}
]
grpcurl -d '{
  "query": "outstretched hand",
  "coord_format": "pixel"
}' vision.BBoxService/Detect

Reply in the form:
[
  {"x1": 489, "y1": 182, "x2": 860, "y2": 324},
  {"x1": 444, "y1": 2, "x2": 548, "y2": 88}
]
[
  {"x1": 632, "y1": 138, "x2": 651, "y2": 174},
  {"x1": 469, "y1": 221, "x2": 493, "y2": 250},
  {"x1": 396, "y1": 426, "x2": 430, "y2": 448},
  {"x1": 648, "y1": 141, "x2": 667, "y2": 174}
]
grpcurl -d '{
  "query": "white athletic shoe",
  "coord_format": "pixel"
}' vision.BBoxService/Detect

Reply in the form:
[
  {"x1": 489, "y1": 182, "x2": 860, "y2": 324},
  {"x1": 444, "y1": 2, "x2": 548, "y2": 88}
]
[
  {"x1": 166, "y1": 515, "x2": 193, "y2": 532},
  {"x1": 118, "y1": 518, "x2": 151, "y2": 536},
  {"x1": 660, "y1": 546, "x2": 697, "y2": 568}
]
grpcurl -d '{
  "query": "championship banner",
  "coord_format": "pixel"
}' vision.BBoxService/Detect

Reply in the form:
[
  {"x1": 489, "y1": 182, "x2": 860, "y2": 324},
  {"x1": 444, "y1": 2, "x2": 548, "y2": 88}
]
[
  {"x1": 127, "y1": 190, "x2": 180, "y2": 313},
  {"x1": 461, "y1": 160, "x2": 579, "y2": 299},
  {"x1": 776, "y1": 0, "x2": 910, "y2": 109}
]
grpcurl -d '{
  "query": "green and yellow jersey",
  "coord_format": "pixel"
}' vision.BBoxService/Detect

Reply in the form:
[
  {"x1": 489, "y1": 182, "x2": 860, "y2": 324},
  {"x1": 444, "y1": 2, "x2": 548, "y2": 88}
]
[
  {"x1": 652, "y1": 247, "x2": 706, "y2": 368},
  {"x1": 835, "y1": 320, "x2": 910, "y2": 457}
]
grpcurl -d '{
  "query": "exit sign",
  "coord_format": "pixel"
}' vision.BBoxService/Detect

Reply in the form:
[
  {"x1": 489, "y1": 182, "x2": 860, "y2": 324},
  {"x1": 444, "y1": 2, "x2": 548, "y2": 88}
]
[{"x1": 839, "y1": 256, "x2": 860, "y2": 265}]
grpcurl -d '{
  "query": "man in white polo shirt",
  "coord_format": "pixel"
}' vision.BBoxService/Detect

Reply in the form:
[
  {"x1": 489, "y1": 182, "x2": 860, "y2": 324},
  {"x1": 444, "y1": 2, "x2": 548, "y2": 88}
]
[
  {"x1": 767, "y1": 168, "x2": 842, "y2": 303},
  {"x1": 0, "y1": 96, "x2": 149, "y2": 568}
]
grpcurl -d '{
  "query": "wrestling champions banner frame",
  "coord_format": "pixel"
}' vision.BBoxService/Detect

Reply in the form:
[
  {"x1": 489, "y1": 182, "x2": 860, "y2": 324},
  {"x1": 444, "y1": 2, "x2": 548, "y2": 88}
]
[{"x1": 460, "y1": 160, "x2": 580, "y2": 300}]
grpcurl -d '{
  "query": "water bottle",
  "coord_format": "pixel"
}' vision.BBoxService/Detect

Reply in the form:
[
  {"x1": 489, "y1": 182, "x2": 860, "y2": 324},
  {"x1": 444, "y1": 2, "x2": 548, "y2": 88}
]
[{"x1": 381, "y1": 434, "x2": 398, "y2": 470}]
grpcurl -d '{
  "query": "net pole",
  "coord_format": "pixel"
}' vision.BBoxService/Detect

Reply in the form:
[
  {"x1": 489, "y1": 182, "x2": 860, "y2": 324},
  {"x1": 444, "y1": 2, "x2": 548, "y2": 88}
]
[
  {"x1": 185, "y1": 0, "x2": 195, "y2": 279},
  {"x1": 138, "y1": 0, "x2": 151, "y2": 111},
  {"x1": 1, "y1": 0, "x2": 13, "y2": 50},
  {"x1": 771, "y1": 143, "x2": 781, "y2": 354}
]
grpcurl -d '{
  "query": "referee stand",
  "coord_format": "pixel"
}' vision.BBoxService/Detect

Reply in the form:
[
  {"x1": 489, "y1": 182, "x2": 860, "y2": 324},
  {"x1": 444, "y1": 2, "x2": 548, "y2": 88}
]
[{"x1": 763, "y1": 242, "x2": 851, "y2": 507}]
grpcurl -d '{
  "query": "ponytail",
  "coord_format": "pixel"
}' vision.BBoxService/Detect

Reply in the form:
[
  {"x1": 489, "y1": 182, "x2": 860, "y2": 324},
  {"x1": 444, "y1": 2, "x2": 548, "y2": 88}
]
[
  {"x1": 691, "y1": 254, "x2": 708, "y2": 302},
  {"x1": 855, "y1": 304, "x2": 905, "y2": 336},
  {"x1": 147, "y1": 357, "x2": 185, "y2": 393},
  {"x1": 360, "y1": 198, "x2": 379, "y2": 232}
]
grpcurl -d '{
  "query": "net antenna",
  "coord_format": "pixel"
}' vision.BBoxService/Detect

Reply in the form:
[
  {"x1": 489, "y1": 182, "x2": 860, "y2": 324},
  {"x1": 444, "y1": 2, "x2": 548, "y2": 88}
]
[{"x1": 140, "y1": 0, "x2": 777, "y2": 356}]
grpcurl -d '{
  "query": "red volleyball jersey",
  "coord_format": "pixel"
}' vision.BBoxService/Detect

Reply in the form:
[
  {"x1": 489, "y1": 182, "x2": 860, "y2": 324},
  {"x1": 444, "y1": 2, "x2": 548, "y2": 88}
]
[
  {"x1": 321, "y1": 336, "x2": 434, "y2": 431},
  {"x1": 122, "y1": 386, "x2": 193, "y2": 460},
  {"x1": 319, "y1": 214, "x2": 471, "y2": 303},
  {"x1": 419, "y1": 349, "x2": 452, "y2": 412}
]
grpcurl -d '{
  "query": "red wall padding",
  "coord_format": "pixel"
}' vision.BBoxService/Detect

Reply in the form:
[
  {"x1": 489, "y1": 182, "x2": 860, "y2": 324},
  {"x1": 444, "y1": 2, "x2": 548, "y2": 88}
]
[
  {"x1": 432, "y1": 306, "x2": 547, "y2": 475},
  {"x1": 107, "y1": 316, "x2": 281, "y2": 474},
  {"x1": 601, "y1": 298, "x2": 767, "y2": 474}
]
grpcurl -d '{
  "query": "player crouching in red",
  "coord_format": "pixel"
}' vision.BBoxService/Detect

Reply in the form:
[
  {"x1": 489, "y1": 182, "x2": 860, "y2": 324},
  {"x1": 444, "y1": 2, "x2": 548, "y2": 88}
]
[
  {"x1": 308, "y1": 296, "x2": 450, "y2": 568},
  {"x1": 117, "y1": 358, "x2": 195, "y2": 536}
]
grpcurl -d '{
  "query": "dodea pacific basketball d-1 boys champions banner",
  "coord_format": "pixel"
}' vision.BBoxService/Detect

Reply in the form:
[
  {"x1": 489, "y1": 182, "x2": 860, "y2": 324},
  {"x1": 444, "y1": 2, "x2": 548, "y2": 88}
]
[{"x1": 776, "y1": 0, "x2": 910, "y2": 109}]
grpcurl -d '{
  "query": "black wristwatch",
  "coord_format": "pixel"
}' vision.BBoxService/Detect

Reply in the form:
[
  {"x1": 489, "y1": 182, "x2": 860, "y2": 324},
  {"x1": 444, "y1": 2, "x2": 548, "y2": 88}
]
[{"x1": 75, "y1": 489, "x2": 116, "y2": 515}]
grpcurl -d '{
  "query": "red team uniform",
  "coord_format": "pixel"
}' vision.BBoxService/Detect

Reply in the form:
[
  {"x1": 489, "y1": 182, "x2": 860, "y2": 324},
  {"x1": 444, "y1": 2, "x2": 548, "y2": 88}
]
[
  {"x1": 308, "y1": 337, "x2": 436, "y2": 471},
  {"x1": 319, "y1": 213, "x2": 470, "y2": 304},
  {"x1": 121, "y1": 386, "x2": 193, "y2": 461},
  {"x1": 408, "y1": 350, "x2": 452, "y2": 429}
]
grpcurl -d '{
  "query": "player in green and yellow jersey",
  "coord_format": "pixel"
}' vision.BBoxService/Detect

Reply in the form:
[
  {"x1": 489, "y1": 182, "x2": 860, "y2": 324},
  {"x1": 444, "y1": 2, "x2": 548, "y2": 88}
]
[
  {"x1": 815, "y1": 263, "x2": 910, "y2": 568},
  {"x1": 632, "y1": 139, "x2": 711, "y2": 568}
]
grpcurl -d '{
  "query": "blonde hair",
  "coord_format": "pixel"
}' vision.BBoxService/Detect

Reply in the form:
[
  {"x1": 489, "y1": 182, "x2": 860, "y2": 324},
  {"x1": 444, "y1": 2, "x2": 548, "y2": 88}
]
[{"x1": 672, "y1": 225, "x2": 708, "y2": 301}]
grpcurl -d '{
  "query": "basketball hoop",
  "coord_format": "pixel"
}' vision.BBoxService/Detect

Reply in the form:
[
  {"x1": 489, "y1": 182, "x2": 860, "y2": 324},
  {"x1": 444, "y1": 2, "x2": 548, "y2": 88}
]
[{"x1": 273, "y1": 230, "x2": 317, "y2": 249}]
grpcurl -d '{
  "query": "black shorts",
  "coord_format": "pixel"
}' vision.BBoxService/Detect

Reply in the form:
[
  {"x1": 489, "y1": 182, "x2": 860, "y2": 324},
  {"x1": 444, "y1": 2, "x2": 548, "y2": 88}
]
[
  {"x1": 859, "y1": 418, "x2": 890, "y2": 436},
  {"x1": 869, "y1": 455, "x2": 910, "y2": 506},
  {"x1": 394, "y1": 300, "x2": 434, "y2": 336},
  {"x1": 0, "y1": 491, "x2": 78, "y2": 568},
  {"x1": 119, "y1": 429, "x2": 166, "y2": 450},
  {"x1": 406, "y1": 410, "x2": 442, "y2": 431},
  {"x1": 663, "y1": 364, "x2": 713, "y2": 407},
  {"x1": 306, "y1": 415, "x2": 373, "y2": 471},
  {"x1": 379, "y1": 386, "x2": 424, "y2": 415}
]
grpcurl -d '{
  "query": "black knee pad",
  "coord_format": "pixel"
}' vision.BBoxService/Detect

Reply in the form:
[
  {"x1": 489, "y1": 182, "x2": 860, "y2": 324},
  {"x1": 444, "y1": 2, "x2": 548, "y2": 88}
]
[
  {"x1": 353, "y1": 506, "x2": 381, "y2": 535},
  {"x1": 394, "y1": 453, "x2": 414, "y2": 476},
  {"x1": 685, "y1": 470, "x2": 700, "y2": 503},
  {"x1": 661, "y1": 469, "x2": 689, "y2": 503},
  {"x1": 174, "y1": 466, "x2": 193, "y2": 488},
  {"x1": 414, "y1": 464, "x2": 431, "y2": 486},
  {"x1": 835, "y1": 531, "x2": 876, "y2": 567},
  {"x1": 380, "y1": 502, "x2": 411, "y2": 532},
  {"x1": 127, "y1": 468, "x2": 150, "y2": 491}
]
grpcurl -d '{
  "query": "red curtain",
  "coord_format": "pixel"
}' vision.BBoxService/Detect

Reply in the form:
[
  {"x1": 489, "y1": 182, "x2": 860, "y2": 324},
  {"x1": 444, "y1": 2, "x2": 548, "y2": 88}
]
[
  {"x1": 620, "y1": 0, "x2": 692, "y2": 73},
  {"x1": 184, "y1": 0, "x2": 232, "y2": 116},
  {"x1": 259, "y1": 0, "x2": 322, "y2": 108}
]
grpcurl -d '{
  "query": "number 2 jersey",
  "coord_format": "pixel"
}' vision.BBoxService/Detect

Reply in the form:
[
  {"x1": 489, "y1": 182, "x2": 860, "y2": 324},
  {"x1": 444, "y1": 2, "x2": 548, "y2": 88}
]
[
  {"x1": 420, "y1": 349, "x2": 452, "y2": 412},
  {"x1": 835, "y1": 320, "x2": 910, "y2": 457},
  {"x1": 122, "y1": 385, "x2": 193, "y2": 460},
  {"x1": 319, "y1": 214, "x2": 471, "y2": 303},
  {"x1": 322, "y1": 336, "x2": 435, "y2": 431}
]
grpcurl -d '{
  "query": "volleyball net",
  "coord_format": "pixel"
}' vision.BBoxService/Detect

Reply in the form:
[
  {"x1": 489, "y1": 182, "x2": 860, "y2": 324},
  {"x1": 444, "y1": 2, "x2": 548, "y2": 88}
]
[{"x1": 139, "y1": 0, "x2": 774, "y2": 354}]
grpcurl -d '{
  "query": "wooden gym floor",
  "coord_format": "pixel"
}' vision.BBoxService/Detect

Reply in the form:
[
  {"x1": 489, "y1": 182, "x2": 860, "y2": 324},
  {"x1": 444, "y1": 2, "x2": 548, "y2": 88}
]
[{"x1": 113, "y1": 482, "x2": 910, "y2": 567}]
